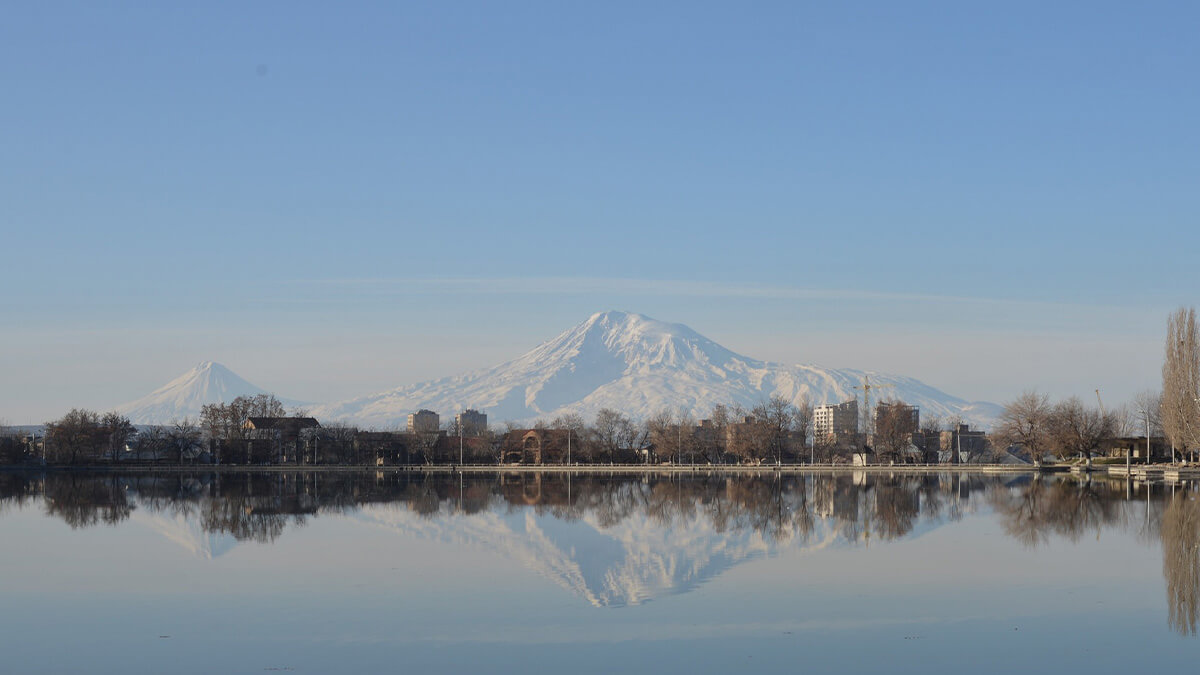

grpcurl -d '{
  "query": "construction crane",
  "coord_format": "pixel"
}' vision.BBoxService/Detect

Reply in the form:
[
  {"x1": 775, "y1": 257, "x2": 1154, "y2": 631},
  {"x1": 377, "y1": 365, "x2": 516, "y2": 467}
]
[
  {"x1": 854, "y1": 375, "x2": 894, "y2": 436},
  {"x1": 1095, "y1": 389, "x2": 1106, "y2": 418}
]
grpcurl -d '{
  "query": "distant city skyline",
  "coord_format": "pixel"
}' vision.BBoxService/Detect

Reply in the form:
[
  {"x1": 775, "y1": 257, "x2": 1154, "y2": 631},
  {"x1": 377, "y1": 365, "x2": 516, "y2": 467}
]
[{"x1": 3, "y1": 2, "x2": 1195, "y2": 423}]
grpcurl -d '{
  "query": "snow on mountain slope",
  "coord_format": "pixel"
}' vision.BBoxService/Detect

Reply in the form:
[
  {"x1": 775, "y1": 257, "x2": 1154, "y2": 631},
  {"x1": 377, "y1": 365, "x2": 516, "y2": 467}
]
[
  {"x1": 114, "y1": 361, "x2": 303, "y2": 424},
  {"x1": 313, "y1": 311, "x2": 1001, "y2": 429},
  {"x1": 354, "y1": 501, "x2": 847, "y2": 607},
  {"x1": 130, "y1": 506, "x2": 239, "y2": 559}
]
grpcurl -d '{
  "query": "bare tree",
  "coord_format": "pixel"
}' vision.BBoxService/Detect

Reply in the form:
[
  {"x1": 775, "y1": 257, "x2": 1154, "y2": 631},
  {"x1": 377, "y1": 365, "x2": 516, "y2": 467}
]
[
  {"x1": 100, "y1": 412, "x2": 136, "y2": 463},
  {"x1": 811, "y1": 431, "x2": 837, "y2": 464},
  {"x1": 645, "y1": 409, "x2": 696, "y2": 464},
  {"x1": 244, "y1": 393, "x2": 287, "y2": 418},
  {"x1": 696, "y1": 404, "x2": 731, "y2": 464},
  {"x1": 1133, "y1": 390, "x2": 1164, "y2": 437},
  {"x1": 550, "y1": 413, "x2": 585, "y2": 431},
  {"x1": 317, "y1": 422, "x2": 358, "y2": 464},
  {"x1": 621, "y1": 417, "x2": 650, "y2": 463},
  {"x1": 755, "y1": 396, "x2": 798, "y2": 464},
  {"x1": 1046, "y1": 396, "x2": 1116, "y2": 468},
  {"x1": 920, "y1": 415, "x2": 944, "y2": 464},
  {"x1": 647, "y1": 409, "x2": 675, "y2": 463},
  {"x1": 793, "y1": 395, "x2": 813, "y2": 462},
  {"x1": 727, "y1": 405, "x2": 772, "y2": 464},
  {"x1": 0, "y1": 423, "x2": 29, "y2": 465},
  {"x1": 550, "y1": 413, "x2": 587, "y2": 463},
  {"x1": 592, "y1": 409, "x2": 628, "y2": 463},
  {"x1": 200, "y1": 394, "x2": 289, "y2": 464},
  {"x1": 45, "y1": 409, "x2": 103, "y2": 464},
  {"x1": 676, "y1": 408, "x2": 698, "y2": 464},
  {"x1": 874, "y1": 401, "x2": 917, "y2": 464},
  {"x1": 1162, "y1": 307, "x2": 1200, "y2": 461},
  {"x1": 166, "y1": 418, "x2": 202, "y2": 465},
  {"x1": 993, "y1": 391, "x2": 1053, "y2": 466}
]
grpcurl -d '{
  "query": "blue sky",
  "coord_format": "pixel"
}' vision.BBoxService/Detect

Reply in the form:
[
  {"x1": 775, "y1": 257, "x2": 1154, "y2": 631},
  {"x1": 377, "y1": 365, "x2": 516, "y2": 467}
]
[{"x1": 2, "y1": 1, "x2": 1197, "y2": 422}]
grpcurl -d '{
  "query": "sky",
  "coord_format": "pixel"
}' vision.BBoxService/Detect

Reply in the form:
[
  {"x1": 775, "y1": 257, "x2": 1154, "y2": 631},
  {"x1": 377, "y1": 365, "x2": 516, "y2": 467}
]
[{"x1": 2, "y1": 1, "x2": 1197, "y2": 423}]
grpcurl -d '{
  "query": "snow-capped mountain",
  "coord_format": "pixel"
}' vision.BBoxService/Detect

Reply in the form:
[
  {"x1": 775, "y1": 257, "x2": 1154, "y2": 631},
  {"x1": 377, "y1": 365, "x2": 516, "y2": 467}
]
[
  {"x1": 114, "y1": 361, "x2": 302, "y2": 424},
  {"x1": 313, "y1": 311, "x2": 1001, "y2": 429}
]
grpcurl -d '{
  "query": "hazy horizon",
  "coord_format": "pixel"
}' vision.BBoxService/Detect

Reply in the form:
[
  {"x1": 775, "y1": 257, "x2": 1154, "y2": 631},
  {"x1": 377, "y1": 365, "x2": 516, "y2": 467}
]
[{"x1": 2, "y1": 304, "x2": 1169, "y2": 425}]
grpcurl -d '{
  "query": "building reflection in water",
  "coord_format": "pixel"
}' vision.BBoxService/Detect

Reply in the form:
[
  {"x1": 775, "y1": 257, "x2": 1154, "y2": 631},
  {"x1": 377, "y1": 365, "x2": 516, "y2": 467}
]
[{"x1": 1, "y1": 470, "x2": 1197, "y2": 630}]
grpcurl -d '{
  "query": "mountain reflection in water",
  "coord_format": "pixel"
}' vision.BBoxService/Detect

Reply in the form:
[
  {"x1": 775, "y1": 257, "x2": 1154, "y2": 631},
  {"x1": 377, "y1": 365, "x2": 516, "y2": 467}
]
[{"x1": 1, "y1": 471, "x2": 1197, "y2": 633}]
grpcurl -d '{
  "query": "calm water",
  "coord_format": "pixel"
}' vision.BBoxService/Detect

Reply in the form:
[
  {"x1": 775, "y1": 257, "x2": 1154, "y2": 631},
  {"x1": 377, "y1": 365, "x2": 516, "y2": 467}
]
[{"x1": 1, "y1": 471, "x2": 1197, "y2": 674}]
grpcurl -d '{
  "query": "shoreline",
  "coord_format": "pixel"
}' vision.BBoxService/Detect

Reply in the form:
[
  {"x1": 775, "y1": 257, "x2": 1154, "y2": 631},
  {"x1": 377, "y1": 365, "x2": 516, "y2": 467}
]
[{"x1": 1, "y1": 463, "x2": 1064, "y2": 475}]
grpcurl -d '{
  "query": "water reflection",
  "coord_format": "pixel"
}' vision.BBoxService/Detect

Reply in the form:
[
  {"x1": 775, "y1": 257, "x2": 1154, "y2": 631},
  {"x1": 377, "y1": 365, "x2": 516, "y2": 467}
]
[
  {"x1": 1, "y1": 470, "x2": 1197, "y2": 631},
  {"x1": 988, "y1": 476, "x2": 1123, "y2": 546},
  {"x1": 1163, "y1": 492, "x2": 1200, "y2": 635}
]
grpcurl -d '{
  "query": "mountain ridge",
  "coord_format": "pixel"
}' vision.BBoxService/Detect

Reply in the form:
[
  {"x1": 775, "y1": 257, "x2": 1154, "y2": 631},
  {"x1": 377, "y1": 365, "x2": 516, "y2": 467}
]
[
  {"x1": 310, "y1": 311, "x2": 1001, "y2": 429},
  {"x1": 114, "y1": 312, "x2": 1000, "y2": 427}
]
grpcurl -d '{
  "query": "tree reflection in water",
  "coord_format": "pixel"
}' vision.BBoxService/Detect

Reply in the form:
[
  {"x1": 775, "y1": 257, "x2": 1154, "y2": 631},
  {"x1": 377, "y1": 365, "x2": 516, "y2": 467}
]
[
  {"x1": 1, "y1": 470, "x2": 1197, "y2": 632},
  {"x1": 1162, "y1": 492, "x2": 1200, "y2": 635},
  {"x1": 989, "y1": 476, "x2": 1123, "y2": 547},
  {"x1": 44, "y1": 474, "x2": 134, "y2": 529}
]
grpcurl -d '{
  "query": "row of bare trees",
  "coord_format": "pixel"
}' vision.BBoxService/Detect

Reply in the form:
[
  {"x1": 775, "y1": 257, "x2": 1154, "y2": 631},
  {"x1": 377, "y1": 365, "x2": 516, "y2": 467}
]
[
  {"x1": 987, "y1": 306, "x2": 1200, "y2": 466},
  {"x1": 15, "y1": 394, "x2": 309, "y2": 466},
  {"x1": 43, "y1": 409, "x2": 137, "y2": 464},
  {"x1": 199, "y1": 393, "x2": 289, "y2": 444},
  {"x1": 13, "y1": 393, "x2": 966, "y2": 466},
  {"x1": 516, "y1": 395, "x2": 813, "y2": 465},
  {"x1": 36, "y1": 409, "x2": 206, "y2": 465},
  {"x1": 0, "y1": 423, "x2": 28, "y2": 464},
  {"x1": 992, "y1": 392, "x2": 1118, "y2": 466}
]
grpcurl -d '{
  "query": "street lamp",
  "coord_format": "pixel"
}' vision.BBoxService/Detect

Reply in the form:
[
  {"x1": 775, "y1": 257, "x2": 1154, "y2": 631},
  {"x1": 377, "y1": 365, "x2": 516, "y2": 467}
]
[{"x1": 1139, "y1": 405, "x2": 1153, "y2": 466}]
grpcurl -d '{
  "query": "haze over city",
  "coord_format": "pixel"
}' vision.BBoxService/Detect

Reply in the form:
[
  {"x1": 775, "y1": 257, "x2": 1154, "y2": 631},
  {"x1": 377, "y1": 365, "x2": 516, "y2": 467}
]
[{"x1": 3, "y1": 2, "x2": 1196, "y2": 423}]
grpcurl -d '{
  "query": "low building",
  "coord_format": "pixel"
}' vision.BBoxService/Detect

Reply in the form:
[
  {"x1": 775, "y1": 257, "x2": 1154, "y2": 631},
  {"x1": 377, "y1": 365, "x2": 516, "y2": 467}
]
[
  {"x1": 354, "y1": 431, "x2": 413, "y2": 465},
  {"x1": 1108, "y1": 436, "x2": 1171, "y2": 463},
  {"x1": 244, "y1": 417, "x2": 321, "y2": 437},
  {"x1": 500, "y1": 429, "x2": 575, "y2": 464},
  {"x1": 243, "y1": 417, "x2": 321, "y2": 463},
  {"x1": 937, "y1": 424, "x2": 988, "y2": 462}
]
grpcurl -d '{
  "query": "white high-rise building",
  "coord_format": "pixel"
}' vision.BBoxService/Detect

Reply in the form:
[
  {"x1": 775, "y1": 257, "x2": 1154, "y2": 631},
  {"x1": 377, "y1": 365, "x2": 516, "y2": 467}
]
[{"x1": 814, "y1": 400, "x2": 858, "y2": 441}]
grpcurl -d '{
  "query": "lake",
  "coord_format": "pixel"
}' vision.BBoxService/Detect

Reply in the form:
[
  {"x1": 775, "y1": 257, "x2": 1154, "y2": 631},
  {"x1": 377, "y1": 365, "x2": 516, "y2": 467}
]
[{"x1": 0, "y1": 470, "x2": 1196, "y2": 674}]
